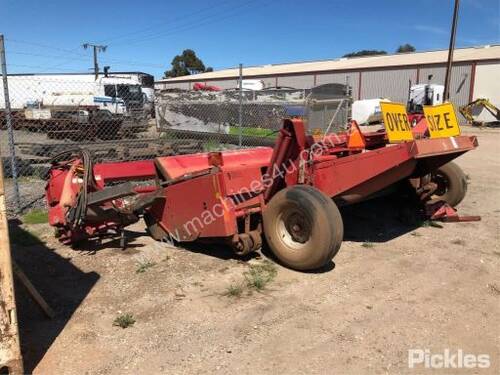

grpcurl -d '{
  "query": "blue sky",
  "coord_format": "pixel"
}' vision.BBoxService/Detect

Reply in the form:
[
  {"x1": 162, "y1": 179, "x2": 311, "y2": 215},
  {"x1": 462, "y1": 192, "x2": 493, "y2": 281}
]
[{"x1": 2, "y1": 0, "x2": 499, "y2": 79}]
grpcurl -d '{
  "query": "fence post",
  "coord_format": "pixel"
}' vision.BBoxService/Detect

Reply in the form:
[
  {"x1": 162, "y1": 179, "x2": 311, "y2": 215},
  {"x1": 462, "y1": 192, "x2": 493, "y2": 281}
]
[
  {"x1": 0, "y1": 157, "x2": 24, "y2": 374},
  {"x1": 238, "y1": 63, "x2": 243, "y2": 147},
  {"x1": 0, "y1": 35, "x2": 21, "y2": 213}
]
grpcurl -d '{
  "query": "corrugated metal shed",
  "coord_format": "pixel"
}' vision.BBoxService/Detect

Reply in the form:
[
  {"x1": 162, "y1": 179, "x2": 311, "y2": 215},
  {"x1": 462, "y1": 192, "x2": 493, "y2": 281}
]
[{"x1": 157, "y1": 45, "x2": 500, "y2": 83}]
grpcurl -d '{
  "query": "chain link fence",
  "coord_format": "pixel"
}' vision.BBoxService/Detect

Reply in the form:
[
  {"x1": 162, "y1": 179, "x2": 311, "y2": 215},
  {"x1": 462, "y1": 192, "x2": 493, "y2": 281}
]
[
  {"x1": 155, "y1": 83, "x2": 350, "y2": 145},
  {"x1": 1, "y1": 65, "x2": 351, "y2": 214},
  {"x1": 0, "y1": 74, "x2": 158, "y2": 213}
]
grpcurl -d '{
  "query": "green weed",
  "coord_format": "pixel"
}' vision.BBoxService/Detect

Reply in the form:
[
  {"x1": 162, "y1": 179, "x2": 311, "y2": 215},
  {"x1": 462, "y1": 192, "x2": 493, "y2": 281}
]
[
  {"x1": 244, "y1": 260, "x2": 277, "y2": 291},
  {"x1": 136, "y1": 260, "x2": 157, "y2": 273},
  {"x1": 224, "y1": 283, "x2": 244, "y2": 297},
  {"x1": 22, "y1": 209, "x2": 48, "y2": 224},
  {"x1": 113, "y1": 313, "x2": 135, "y2": 328}
]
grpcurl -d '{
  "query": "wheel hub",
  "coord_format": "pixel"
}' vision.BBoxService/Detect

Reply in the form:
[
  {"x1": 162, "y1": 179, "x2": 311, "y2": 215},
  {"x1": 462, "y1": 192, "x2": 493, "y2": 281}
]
[
  {"x1": 432, "y1": 173, "x2": 449, "y2": 196},
  {"x1": 279, "y1": 211, "x2": 311, "y2": 247}
]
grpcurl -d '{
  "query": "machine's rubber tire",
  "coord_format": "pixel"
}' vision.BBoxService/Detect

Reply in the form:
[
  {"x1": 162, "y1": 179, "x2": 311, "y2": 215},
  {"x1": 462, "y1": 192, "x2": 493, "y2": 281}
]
[
  {"x1": 431, "y1": 161, "x2": 467, "y2": 207},
  {"x1": 144, "y1": 213, "x2": 168, "y2": 241},
  {"x1": 93, "y1": 111, "x2": 120, "y2": 140},
  {"x1": 234, "y1": 233, "x2": 254, "y2": 256},
  {"x1": 249, "y1": 231, "x2": 262, "y2": 251},
  {"x1": 263, "y1": 185, "x2": 343, "y2": 271}
]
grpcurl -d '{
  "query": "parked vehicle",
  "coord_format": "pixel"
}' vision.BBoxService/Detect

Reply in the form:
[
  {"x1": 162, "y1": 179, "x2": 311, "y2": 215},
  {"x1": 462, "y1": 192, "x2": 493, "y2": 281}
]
[
  {"x1": 23, "y1": 93, "x2": 127, "y2": 139},
  {"x1": 352, "y1": 98, "x2": 390, "y2": 125},
  {"x1": 460, "y1": 98, "x2": 500, "y2": 127},
  {"x1": 407, "y1": 83, "x2": 444, "y2": 113},
  {"x1": 0, "y1": 73, "x2": 151, "y2": 137}
]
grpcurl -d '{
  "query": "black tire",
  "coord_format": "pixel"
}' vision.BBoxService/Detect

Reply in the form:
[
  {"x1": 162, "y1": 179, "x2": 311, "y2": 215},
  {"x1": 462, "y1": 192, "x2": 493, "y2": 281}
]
[
  {"x1": 263, "y1": 185, "x2": 343, "y2": 271},
  {"x1": 144, "y1": 213, "x2": 168, "y2": 241},
  {"x1": 431, "y1": 161, "x2": 467, "y2": 207},
  {"x1": 93, "y1": 111, "x2": 121, "y2": 140}
]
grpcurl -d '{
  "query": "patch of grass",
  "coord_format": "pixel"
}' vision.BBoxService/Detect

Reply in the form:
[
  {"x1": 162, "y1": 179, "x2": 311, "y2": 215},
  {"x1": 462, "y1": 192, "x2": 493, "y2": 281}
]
[
  {"x1": 136, "y1": 260, "x2": 156, "y2": 273},
  {"x1": 229, "y1": 126, "x2": 277, "y2": 138},
  {"x1": 224, "y1": 283, "x2": 244, "y2": 297},
  {"x1": 22, "y1": 209, "x2": 48, "y2": 225},
  {"x1": 451, "y1": 239, "x2": 466, "y2": 246},
  {"x1": 361, "y1": 242, "x2": 374, "y2": 248},
  {"x1": 113, "y1": 313, "x2": 135, "y2": 328},
  {"x1": 410, "y1": 232, "x2": 422, "y2": 237},
  {"x1": 244, "y1": 260, "x2": 277, "y2": 291}
]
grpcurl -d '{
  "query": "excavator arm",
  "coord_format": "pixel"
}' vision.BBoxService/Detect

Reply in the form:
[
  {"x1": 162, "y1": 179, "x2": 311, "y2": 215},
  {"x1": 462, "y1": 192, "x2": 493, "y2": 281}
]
[{"x1": 459, "y1": 98, "x2": 500, "y2": 126}]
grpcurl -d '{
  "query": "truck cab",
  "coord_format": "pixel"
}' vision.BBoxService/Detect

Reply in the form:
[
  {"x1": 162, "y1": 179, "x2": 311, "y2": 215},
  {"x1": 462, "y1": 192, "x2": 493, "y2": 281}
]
[
  {"x1": 102, "y1": 79, "x2": 145, "y2": 119},
  {"x1": 407, "y1": 83, "x2": 444, "y2": 113}
]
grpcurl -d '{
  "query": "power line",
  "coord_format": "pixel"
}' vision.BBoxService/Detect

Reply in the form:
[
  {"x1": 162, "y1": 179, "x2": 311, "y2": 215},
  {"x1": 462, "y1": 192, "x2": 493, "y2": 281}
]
[
  {"x1": 112, "y1": 0, "x2": 261, "y2": 47},
  {"x1": 97, "y1": 0, "x2": 235, "y2": 44},
  {"x1": 4, "y1": 0, "x2": 267, "y2": 73},
  {"x1": 9, "y1": 51, "x2": 89, "y2": 63},
  {"x1": 8, "y1": 50, "x2": 165, "y2": 69},
  {"x1": 4, "y1": 38, "x2": 89, "y2": 58},
  {"x1": 117, "y1": 0, "x2": 259, "y2": 46},
  {"x1": 6, "y1": 63, "x2": 83, "y2": 72}
]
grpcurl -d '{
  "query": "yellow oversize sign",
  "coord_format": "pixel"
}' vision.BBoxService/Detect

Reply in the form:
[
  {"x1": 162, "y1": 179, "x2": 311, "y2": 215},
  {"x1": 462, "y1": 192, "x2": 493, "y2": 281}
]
[
  {"x1": 380, "y1": 102, "x2": 414, "y2": 143},
  {"x1": 423, "y1": 103, "x2": 461, "y2": 138}
]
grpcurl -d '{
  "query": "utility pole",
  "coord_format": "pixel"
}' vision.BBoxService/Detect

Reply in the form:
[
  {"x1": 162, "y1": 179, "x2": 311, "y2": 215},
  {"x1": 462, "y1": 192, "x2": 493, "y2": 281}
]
[
  {"x1": 444, "y1": 0, "x2": 460, "y2": 101},
  {"x1": 0, "y1": 158, "x2": 24, "y2": 375},
  {"x1": 1, "y1": 34, "x2": 20, "y2": 212},
  {"x1": 82, "y1": 43, "x2": 107, "y2": 80},
  {"x1": 238, "y1": 63, "x2": 243, "y2": 147},
  {"x1": 0, "y1": 37, "x2": 24, "y2": 367}
]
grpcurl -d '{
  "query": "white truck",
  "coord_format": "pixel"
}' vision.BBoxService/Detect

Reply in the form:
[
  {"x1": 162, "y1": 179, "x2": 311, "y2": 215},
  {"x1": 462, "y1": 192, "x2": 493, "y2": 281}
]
[
  {"x1": 0, "y1": 74, "x2": 148, "y2": 139},
  {"x1": 352, "y1": 83, "x2": 445, "y2": 125},
  {"x1": 407, "y1": 83, "x2": 444, "y2": 113}
]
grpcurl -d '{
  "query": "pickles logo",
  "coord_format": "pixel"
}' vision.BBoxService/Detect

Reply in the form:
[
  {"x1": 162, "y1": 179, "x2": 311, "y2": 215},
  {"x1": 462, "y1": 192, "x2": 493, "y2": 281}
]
[{"x1": 408, "y1": 349, "x2": 490, "y2": 369}]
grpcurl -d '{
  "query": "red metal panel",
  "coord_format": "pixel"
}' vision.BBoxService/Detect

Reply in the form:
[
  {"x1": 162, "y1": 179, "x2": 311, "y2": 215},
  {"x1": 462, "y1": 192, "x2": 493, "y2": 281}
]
[
  {"x1": 156, "y1": 147, "x2": 273, "y2": 180},
  {"x1": 312, "y1": 136, "x2": 477, "y2": 201},
  {"x1": 337, "y1": 160, "x2": 417, "y2": 205},
  {"x1": 312, "y1": 143, "x2": 413, "y2": 197},
  {"x1": 153, "y1": 172, "x2": 237, "y2": 241},
  {"x1": 411, "y1": 135, "x2": 477, "y2": 158},
  {"x1": 222, "y1": 167, "x2": 265, "y2": 196},
  {"x1": 93, "y1": 160, "x2": 156, "y2": 182}
]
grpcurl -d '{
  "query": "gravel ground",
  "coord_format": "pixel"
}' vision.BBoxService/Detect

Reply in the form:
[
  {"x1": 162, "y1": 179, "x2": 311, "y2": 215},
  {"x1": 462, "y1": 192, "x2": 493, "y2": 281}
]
[{"x1": 9, "y1": 127, "x2": 500, "y2": 375}]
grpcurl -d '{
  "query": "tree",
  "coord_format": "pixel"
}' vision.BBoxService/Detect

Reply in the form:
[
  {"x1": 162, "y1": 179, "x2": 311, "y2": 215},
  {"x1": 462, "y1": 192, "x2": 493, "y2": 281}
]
[
  {"x1": 342, "y1": 50, "x2": 387, "y2": 58},
  {"x1": 396, "y1": 44, "x2": 416, "y2": 53},
  {"x1": 164, "y1": 49, "x2": 213, "y2": 78}
]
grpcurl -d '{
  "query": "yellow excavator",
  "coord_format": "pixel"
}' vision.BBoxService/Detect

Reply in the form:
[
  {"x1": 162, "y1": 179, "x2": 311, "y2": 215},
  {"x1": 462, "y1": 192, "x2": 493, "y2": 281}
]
[{"x1": 459, "y1": 98, "x2": 500, "y2": 127}]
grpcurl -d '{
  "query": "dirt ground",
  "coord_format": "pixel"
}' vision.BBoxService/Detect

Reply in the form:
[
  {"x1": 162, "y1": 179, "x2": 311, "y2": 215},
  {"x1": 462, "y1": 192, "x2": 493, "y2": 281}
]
[{"x1": 9, "y1": 127, "x2": 500, "y2": 375}]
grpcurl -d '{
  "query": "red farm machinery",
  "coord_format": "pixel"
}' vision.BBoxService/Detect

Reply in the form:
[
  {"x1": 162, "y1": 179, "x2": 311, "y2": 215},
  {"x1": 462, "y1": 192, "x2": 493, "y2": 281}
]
[{"x1": 45, "y1": 108, "x2": 479, "y2": 271}]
